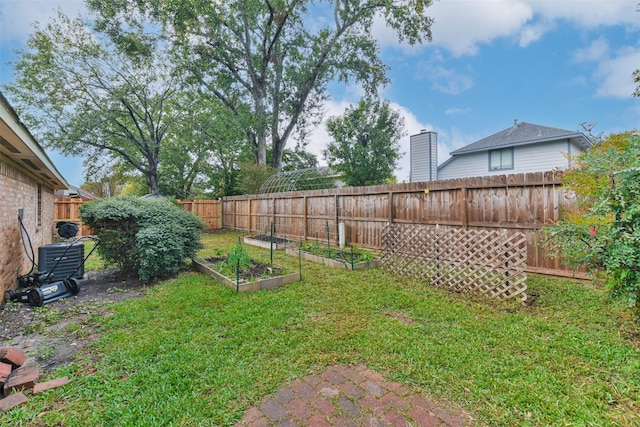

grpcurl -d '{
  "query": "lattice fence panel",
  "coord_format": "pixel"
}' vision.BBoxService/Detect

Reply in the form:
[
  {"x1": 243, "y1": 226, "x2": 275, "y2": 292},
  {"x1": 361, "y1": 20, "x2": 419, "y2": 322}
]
[{"x1": 381, "y1": 224, "x2": 528, "y2": 303}]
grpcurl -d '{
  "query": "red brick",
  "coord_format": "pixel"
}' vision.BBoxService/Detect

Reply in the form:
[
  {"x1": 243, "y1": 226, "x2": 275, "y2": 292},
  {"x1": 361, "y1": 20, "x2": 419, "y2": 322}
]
[
  {"x1": 309, "y1": 397, "x2": 336, "y2": 416},
  {"x1": 285, "y1": 398, "x2": 312, "y2": 420},
  {"x1": 0, "y1": 348, "x2": 26, "y2": 368},
  {"x1": 3, "y1": 364, "x2": 40, "y2": 395},
  {"x1": 32, "y1": 377, "x2": 70, "y2": 394},
  {"x1": 306, "y1": 414, "x2": 331, "y2": 427},
  {"x1": 302, "y1": 374, "x2": 322, "y2": 386},
  {"x1": 433, "y1": 408, "x2": 464, "y2": 427},
  {"x1": 381, "y1": 392, "x2": 410, "y2": 411},
  {"x1": 0, "y1": 362, "x2": 12, "y2": 383},
  {"x1": 321, "y1": 367, "x2": 346, "y2": 385},
  {"x1": 339, "y1": 380, "x2": 365, "y2": 399},
  {"x1": 362, "y1": 369, "x2": 385, "y2": 382},
  {"x1": 408, "y1": 406, "x2": 440, "y2": 427},
  {"x1": 329, "y1": 416, "x2": 358, "y2": 427},
  {"x1": 275, "y1": 387, "x2": 295, "y2": 404},
  {"x1": 259, "y1": 398, "x2": 286, "y2": 422},
  {"x1": 383, "y1": 381, "x2": 411, "y2": 397},
  {"x1": 362, "y1": 413, "x2": 388, "y2": 427},
  {"x1": 336, "y1": 396, "x2": 360, "y2": 418},
  {"x1": 0, "y1": 392, "x2": 28, "y2": 412},
  {"x1": 239, "y1": 407, "x2": 263, "y2": 424},
  {"x1": 340, "y1": 367, "x2": 366, "y2": 384},
  {"x1": 248, "y1": 417, "x2": 269, "y2": 427},
  {"x1": 359, "y1": 395, "x2": 387, "y2": 414},
  {"x1": 291, "y1": 381, "x2": 317, "y2": 399},
  {"x1": 362, "y1": 380, "x2": 387, "y2": 397},
  {"x1": 384, "y1": 411, "x2": 409, "y2": 427},
  {"x1": 410, "y1": 396, "x2": 437, "y2": 412}
]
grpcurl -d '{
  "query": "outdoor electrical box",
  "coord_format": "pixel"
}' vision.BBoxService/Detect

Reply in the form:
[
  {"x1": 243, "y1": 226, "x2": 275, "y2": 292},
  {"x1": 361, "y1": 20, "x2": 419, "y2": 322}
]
[{"x1": 38, "y1": 242, "x2": 85, "y2": 280}]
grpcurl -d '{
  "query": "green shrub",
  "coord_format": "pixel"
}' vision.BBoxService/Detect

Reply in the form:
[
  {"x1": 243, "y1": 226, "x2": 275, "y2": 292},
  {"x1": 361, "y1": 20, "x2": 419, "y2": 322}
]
[
  {"x1": 80, "y1": 196, "x2": 204, "y2": 282},
  {"x1": 546, "y1": 133, "x2": 640, "y2": 319}
]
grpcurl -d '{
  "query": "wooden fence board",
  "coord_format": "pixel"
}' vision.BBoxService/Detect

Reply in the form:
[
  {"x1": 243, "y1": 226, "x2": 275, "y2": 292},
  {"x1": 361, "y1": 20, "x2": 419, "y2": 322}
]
[
  {"x1": 54, "y1": 198, "x2": 222, "y2": 234},
  {"x1": 222, "y1": 171, "x2": 586, "y2": 279}
]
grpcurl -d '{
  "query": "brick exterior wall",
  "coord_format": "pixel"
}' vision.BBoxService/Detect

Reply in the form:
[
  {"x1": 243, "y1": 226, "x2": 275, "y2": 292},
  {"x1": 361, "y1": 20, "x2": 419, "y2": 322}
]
[{"x1": 0, "y1": 157, "x2": 56, "y2": 295}]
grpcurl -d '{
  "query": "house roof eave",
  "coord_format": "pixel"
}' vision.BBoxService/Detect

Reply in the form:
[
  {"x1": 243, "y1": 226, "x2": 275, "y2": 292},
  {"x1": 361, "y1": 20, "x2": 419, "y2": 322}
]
[
  {"x1": 0, "y1": 91, "x2": 69, "y2": 190},
  {"x1": 450, "y1": 133, "x2": 591, "y2": 156}
]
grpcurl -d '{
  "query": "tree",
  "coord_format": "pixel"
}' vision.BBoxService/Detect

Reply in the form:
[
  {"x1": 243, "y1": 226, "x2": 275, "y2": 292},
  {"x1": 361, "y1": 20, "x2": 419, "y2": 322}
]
[
  {"x1": 158, "y1": 93, "x2": 252, "y2": 198},
  {"x1": 235, "y1": 162, "x2": 277, "y2": 195},
  {"x1": 323, "y1": 98, "x2": 405, "y2": 187},
  {"x1": 546, "y1": 132, "x2": 640, "y2": 319},
  {"x1": 4, "y1": 12, "x2": 194, "y2": 195},
  {"x1": 275, "y1": 146, "x2": 318, "y2": 172},
  {"x1": 86, "y1": 0, "x2": 434, "y2": 169}
]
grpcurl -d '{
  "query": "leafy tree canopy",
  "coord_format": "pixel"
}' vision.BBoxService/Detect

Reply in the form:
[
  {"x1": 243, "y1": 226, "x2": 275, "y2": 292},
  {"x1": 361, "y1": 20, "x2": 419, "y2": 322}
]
[
  {"x1": 4, "y1": 10, "x2": 252, "y2": 198},
  {"x1": 324, "y1": 97, "x2": 405, "y2": 187},
  {"x1": 86, "y1": 0, "x2": 434, "y2": 169}
]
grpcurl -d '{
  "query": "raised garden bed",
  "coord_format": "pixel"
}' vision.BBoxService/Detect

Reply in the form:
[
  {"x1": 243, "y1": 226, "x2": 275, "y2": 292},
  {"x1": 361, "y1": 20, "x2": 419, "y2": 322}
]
[
  {"x1": 193, "y1": 257, "x2": 300, "y2": 292},
  {"x1": 286, "y1": 244, "x2": 380, "y2": 270},
  {"x1": 243, "y1": 235, "x2": 300, "y2": 250}
]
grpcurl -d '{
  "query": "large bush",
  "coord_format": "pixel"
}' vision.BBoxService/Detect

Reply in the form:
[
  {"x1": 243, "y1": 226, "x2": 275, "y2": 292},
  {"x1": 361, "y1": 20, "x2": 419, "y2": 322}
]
[
  {"x1": 546, "y1": 132, "x2": 640, "y2": 318},
  {"x1": 80, "y1": 196, "x2": 205, "y2": 282}
]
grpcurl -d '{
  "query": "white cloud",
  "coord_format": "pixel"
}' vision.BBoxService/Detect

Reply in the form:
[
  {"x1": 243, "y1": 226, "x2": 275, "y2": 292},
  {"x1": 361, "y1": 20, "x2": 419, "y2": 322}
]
[
  {"x1": 519, "y1": 21, "x2": 554, "y2": 47},
  {"x1": 428, "y1": 0, "x2": 533, "y2": 56},
  {"x1": 528, "y1": 0, "x2": 639, "y2": 28},
  {"x1": 594, "y1": 49, "x2": 640, "y2": 98},
  {"x1": 0, "y1": 0, "x2": 87, "y2": 43},
  {"x1": 573, "y1": 37, "x2": 610, "y2": 63},
  {"x1": 374, "y1": 0, "x2": 639, "y2": 58},
  {"x1": 571, "y1": 38, "x2": 640, "y2": 98}
]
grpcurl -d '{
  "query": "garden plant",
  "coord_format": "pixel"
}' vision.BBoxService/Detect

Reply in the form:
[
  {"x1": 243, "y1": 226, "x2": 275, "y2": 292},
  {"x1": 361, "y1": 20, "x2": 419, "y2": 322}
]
[{"x1": 546, "y1": 132, "x2": 640, "y2": 319}]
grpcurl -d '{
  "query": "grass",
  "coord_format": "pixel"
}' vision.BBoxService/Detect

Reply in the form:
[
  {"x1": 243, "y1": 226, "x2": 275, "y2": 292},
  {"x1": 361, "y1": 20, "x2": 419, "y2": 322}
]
[
  {"x1": 3, "y1": 230, "x2": 639, "y2": 426},
  {"x1": 82, "y1": 239, "x2": 105, "y2": 272}
]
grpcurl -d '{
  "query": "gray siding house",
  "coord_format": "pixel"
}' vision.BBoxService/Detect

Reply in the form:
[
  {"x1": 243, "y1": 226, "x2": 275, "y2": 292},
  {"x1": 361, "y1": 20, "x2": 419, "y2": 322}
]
[{"x1": 410, "y1": 121, "x2": 592, "y2": 182}]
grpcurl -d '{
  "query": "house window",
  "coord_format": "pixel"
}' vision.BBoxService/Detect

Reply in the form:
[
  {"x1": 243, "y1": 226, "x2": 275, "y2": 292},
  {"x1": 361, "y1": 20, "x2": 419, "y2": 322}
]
[
  {"x1": 489, "y1": 148, "x2": 513, "y2": 171},
  {"x1": 36, "y1": 183, "x2": 42, "y2": 227}
]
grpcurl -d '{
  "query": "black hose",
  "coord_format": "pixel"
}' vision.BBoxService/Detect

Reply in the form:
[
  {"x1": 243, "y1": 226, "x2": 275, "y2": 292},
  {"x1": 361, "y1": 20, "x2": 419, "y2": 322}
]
[{"x1": 18, "y1": 214, "x2": 37, "y2": 277}]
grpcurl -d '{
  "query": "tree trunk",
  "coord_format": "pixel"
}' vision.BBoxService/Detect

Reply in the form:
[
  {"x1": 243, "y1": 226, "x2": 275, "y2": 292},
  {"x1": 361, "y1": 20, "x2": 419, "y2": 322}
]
[
  {"x1": 271, "y1": 137, "x2": 284, "y2": 170},
  {"x1": 147, "y1": 168, "x2": 159, "y2": 195}
]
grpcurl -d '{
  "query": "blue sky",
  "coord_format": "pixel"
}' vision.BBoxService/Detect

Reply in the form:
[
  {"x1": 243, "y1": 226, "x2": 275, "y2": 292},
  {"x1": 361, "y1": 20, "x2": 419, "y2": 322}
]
[{"x1": 1, "y1": 0, "x2": 639, "y2": 186}]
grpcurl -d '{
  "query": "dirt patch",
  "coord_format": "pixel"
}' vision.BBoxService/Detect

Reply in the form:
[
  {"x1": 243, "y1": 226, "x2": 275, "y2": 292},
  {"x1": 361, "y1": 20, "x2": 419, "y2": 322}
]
[
  {"x1": 0, "y1": 268, "x2": 148, "y2": 374},
  {"x1": 203, "y1": 256, "x2": 285, "y2": 281},
  {"x1": 247, "y1": 234, "x2": 292, "y2": 245}
]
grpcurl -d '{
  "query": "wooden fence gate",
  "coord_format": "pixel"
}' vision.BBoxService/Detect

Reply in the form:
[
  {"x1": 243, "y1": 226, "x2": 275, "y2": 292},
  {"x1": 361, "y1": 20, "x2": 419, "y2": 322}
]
[{"x1": 381, "y1": 224, "x2": 528, "y2": 303}]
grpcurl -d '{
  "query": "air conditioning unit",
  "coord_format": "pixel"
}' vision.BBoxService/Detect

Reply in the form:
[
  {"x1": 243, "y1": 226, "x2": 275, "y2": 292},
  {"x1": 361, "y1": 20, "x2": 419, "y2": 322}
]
[{"x1": 38, "y1": 242, "x2": 85, "y2": 281}]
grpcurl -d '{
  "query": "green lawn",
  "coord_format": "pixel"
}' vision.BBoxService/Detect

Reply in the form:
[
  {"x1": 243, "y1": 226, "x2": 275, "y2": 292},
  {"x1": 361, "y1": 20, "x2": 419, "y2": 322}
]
[{"x1": 4, "y1": 231, "x2": 639, "y2": 426}]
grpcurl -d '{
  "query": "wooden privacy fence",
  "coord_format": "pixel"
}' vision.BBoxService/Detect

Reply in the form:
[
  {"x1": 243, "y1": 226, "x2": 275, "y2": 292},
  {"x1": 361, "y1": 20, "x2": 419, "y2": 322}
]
[
  {"x1": 53, "y1": 198, "x2": 94, "y2": 237},
  {"x1": 381, "y1": 224, "x2": 528, "y2": 303},
  {"x1": 53, "y1": 198, "x2": 222, "y2": 234},
  {"x1": 223, "y1": 171, "x2": 584, "y2": 279},
  {"x1": 178, "y1": 199, "x2": 222, "y2": 230}
]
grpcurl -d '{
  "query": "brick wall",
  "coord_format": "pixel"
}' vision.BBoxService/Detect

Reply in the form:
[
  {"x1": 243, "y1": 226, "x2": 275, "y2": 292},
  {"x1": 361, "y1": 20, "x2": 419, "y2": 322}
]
[{"x1": 0, "y1": 157, "x2": 56, "y2": 295}]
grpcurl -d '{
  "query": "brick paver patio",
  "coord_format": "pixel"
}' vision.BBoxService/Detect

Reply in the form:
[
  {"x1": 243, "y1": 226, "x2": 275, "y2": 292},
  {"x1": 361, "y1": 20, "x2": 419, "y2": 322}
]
[{"x1": 235, "y1": 365, "x2": 471, "y2": 426}]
